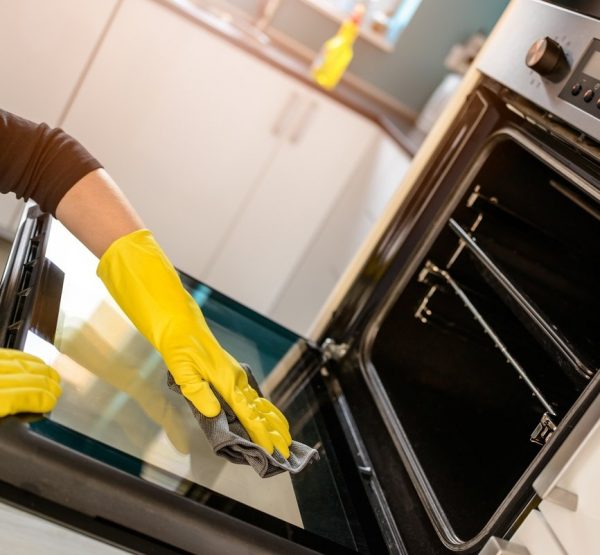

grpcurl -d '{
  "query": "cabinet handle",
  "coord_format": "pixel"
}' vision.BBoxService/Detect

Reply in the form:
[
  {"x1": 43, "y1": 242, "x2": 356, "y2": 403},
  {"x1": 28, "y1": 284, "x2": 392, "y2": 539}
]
[
  {"x1": 288, "y1": 100, "x2": 318, "y2": 144},
  {"x1": 271, "y1": 92, "x2": 299, "y2": 137}
]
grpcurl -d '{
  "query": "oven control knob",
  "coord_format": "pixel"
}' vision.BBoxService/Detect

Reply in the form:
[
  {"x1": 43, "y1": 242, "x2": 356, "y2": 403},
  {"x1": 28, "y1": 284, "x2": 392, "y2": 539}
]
[{"x1": 526, "y1": 37, "x2": 567, "y2": 77}]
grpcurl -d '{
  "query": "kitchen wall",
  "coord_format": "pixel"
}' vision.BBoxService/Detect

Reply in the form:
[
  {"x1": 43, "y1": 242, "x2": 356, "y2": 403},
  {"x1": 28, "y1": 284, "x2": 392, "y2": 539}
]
[{"x1": 227, "y1": 0, "x2": 510, "y2": 112}]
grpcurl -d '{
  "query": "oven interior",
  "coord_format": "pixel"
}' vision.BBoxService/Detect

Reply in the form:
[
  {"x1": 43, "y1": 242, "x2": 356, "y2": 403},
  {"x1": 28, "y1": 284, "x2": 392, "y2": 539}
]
[{"x1": 370, "y1": 136, "x2": 600, "y2": 541}]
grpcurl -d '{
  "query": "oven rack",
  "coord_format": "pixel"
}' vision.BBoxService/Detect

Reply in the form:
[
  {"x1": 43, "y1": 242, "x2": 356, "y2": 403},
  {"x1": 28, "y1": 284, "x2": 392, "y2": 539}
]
[
  {"x1": 418, "y1": 259, "x2": 555, "y2": 409},
  {"x1": 465, "y1": 186, "x2": 597, "y2": 303},
  {"x1": 416, "y1": 259, "x2": 558, "y2": 445},
  {"x1": 466, "y1": 188, "x2": 565, "y2": 246},
  {"x1": 448, "y1": 219, "x2": 595, "y2": 385}
]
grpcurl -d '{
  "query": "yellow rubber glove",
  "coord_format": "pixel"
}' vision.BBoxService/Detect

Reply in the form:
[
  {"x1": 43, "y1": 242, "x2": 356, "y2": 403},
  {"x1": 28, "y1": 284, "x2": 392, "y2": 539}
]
[
  {"x1": 97, "y1": 230, "x2": 292, "y2": 458},
  {"x1": 0, "y1": 349, "x2": 62, "y2": 417}
]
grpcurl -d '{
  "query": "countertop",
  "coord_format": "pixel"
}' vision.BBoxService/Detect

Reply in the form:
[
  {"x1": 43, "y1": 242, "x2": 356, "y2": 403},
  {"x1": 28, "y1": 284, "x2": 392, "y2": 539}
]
[{"x1": 154, "y1": 0, "x2": 426, "y2": 157}]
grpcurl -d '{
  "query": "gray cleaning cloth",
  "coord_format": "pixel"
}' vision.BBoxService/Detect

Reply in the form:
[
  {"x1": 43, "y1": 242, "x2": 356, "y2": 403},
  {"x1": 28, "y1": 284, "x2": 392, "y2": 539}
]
[{"x1": 167, "y1": 364, "x2": 319, "y2": 478}]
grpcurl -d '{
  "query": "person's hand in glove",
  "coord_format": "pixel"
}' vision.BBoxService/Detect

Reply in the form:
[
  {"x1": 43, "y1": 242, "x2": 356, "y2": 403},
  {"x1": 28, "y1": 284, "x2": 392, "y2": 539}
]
[
  {"x1": 96, "y1": 229, "x2": 292, "y2": 458},
  {"x1": 0, "y1": 349, "x2": 61, "y2": 417}
]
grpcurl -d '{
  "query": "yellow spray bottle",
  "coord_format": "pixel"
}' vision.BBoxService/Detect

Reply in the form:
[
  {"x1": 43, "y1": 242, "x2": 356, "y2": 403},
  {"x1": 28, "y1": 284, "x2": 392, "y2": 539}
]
[{"x1": 311, "y1": 4, "x2": 364, "y2": 91}]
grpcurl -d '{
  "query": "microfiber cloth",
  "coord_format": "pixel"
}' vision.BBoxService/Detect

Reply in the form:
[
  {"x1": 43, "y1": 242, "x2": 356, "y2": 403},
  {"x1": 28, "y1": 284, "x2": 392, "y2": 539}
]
[{"x1": 167, "y1": 364, "x2": 319, "y2": 478}]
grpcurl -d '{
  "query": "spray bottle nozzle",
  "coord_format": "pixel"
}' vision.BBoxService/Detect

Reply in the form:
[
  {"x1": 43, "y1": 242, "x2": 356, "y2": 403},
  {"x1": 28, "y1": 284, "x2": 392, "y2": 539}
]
[{"x1": 350, "y1": 3, "x2": 365, "y2": 25}]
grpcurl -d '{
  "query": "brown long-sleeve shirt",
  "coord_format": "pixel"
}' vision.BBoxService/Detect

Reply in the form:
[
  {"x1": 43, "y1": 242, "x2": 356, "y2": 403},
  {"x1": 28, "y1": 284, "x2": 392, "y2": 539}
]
[{"x1": 0, "y1": 109, "x2": 102, "y2": 215}]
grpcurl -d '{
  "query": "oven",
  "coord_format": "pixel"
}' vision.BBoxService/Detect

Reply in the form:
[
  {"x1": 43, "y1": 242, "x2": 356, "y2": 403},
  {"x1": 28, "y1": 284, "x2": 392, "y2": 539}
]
[
  {"x1": 283, "y1": 0, "x2": 600, "y2": 552},
  {"x1": 1, "y1": 1, "x2": 600, "y2": 554}
]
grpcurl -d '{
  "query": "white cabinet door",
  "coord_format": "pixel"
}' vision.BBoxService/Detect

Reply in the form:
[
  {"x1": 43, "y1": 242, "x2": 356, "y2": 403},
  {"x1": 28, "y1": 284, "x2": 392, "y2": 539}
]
[
  {"x1": 62, "y1": 0, "x2": 296, "y2": 279},
  {"x1": 269, "y1": 132, "x2": 411, "y2": 334},
  {"x1": 0, "y1": 0, "x2": 118, "y2": 125},
  {"x1": 206, "y1": 84, "x2": 379, "y2": 314}
]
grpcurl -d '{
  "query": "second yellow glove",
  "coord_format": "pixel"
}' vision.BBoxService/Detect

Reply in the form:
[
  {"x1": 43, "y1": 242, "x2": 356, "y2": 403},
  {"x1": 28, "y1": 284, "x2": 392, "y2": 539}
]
[{"x1": 0, "y1": 349, "x2": 61, "y2": 417}]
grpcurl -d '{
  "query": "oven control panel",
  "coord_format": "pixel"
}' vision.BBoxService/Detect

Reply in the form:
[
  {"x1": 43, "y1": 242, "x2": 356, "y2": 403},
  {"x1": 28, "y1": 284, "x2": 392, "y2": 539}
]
[
  {"x1": 559, "y1": 39, "x2": 600, "y2": 117},
  {"x1": 476, "y1": 0, "x2": 600, "y2": 142}
]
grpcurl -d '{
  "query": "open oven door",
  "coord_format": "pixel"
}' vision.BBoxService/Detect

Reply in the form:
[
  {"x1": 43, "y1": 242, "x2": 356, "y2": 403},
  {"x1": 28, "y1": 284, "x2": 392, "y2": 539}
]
[{"x1": 0, "y1": 203, "x2": 394, "y2": 555}]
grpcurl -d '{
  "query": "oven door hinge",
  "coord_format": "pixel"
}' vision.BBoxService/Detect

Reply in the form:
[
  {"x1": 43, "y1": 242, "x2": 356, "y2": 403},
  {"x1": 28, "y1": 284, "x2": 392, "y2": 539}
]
[
  {"x1": 320, "y1": 338, "x2": 350, "y2": 363},
  {"x1": 530, "y1": 412, "x2": 557, "y2": 446}
]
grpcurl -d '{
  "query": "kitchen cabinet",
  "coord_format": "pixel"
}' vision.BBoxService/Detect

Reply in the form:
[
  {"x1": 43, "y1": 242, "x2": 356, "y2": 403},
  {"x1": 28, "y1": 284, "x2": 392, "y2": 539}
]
[
  {"x1": 0, "y1": 0, "x2": 118, "y2": 125},
  {"x1": 269, "y1": 133, "x2": 411, "y2": 334},
  {"x1": 62, "y1": 0, "x2": 389, "y2": 324},
  {"x1": 205, "y1": 83, "x2": 382, "y2": 316},
  {"x1": 62, "y1": 0, "x2": 309, "y2": 279}
]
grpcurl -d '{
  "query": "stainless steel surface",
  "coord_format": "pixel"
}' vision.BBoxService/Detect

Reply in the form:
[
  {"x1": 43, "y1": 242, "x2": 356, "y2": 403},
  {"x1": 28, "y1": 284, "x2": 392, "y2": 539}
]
[
  {"x1": 500, "y1": 91, "x2": 600, "y2": 173},
  {"x1": 477, "y1": 0, "x2": 600, "y2": 141}
]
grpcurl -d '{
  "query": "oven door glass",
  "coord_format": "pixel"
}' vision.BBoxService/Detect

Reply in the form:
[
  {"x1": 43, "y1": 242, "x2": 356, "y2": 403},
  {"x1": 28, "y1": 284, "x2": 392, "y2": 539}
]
[{"x1": 18, "y1": 221, "x2": 372, "y2": 553}]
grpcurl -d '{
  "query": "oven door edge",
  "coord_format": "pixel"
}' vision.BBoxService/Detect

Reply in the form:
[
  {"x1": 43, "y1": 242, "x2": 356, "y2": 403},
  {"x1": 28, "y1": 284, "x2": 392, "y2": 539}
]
[{"x1": 0, "y1": 416, "x2": 319, "y2": 555}]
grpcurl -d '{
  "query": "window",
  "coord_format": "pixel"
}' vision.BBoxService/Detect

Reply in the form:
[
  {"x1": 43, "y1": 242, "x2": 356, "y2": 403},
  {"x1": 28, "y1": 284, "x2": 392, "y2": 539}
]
[{"x1": 301, "y1": 0, "x2": 423, "y2": 51}]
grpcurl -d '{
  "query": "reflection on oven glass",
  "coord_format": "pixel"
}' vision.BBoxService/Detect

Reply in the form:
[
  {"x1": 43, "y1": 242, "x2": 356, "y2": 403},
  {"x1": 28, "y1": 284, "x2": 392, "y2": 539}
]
[{"x1": 24, "y1": 222, "x2": 308, "y2": 525}]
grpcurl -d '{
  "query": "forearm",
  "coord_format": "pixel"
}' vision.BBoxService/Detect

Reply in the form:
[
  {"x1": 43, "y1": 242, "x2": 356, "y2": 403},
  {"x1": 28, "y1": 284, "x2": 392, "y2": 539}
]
[
  {"x1": 55, "y1": 168, "x2": 144, "y2": 258},
  {"x1": 0, "y1": 109, "x2": 141, "y2": 256}
]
